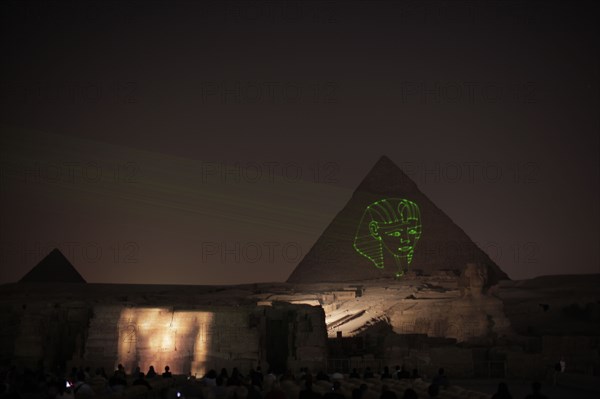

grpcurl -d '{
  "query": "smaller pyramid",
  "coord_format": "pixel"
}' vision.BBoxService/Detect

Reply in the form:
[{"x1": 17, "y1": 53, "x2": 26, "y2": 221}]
[{"x1": 19, "y1": 248, "x2": 86, "y2": 283}]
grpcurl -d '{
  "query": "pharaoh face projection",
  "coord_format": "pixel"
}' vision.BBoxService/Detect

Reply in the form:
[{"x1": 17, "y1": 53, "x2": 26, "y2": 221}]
[{"x1": 353, "y1": 198, "x2": 422, "y2": 277}]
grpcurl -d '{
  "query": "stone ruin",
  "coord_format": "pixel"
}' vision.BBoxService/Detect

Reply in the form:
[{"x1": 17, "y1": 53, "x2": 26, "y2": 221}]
[
  {"x1": 2, "y1": 156, "x2": 599, "y2": 383},
  {"x1": 0, "y1": 281, "x2": 327, "y2": 375}
]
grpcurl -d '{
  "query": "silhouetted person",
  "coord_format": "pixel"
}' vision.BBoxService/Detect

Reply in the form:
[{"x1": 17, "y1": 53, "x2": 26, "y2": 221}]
[
  {"x1": 316, "y1": 371, "x2": 330, "y2": 382},
  {"x1": 132, "y1": 366, "x2": 141, "y2": 380},
  {"x1": 323, "y1": 381, "x2": 345, "y2": 399},
  {"x1": 298, "y1": 367, "x2": 308, "y2": 381},
  {"x1": 363, "y1": 367, "x2": 374, "y2": 379},
  {"x1": 133, "y1": 372, "x2": 152, "y2": 390},
  {"x1": 397, "y1": 366, "x2": 410, "y2": 380},
  {"x1": 73, "y1": 371, "x2": 94, "y2": 398},
  {"x1": 220, "y1": 368, "x2": 230, "y2": 382},
  {"x1": 264, "y1": 369, "x2": 276, "y2": 392},
  {"x1": 492, "y1": 382, "x2": 512, "y2": 399},
  {"x1": 109, "y1": 366, "x2": 127, "y2": 392},
  {"x1": 380, "y1": 367, "x2": 392, "y2": 380},
  {"x1": 401, "y1": 389, "x2": 418, "y2": 399},
  {"x1": 265, "y1": 382, "x2": 286, "y2": 399},
  {"x1": 553, "y1": 357, "x2": 566, "y2": 385},
  {"x1": 55, "y1": 378, "x2": 72, "y2": 399},
  {"x1": 228, "y1": 368, "x2": 243, "y2": 386},
  {"x1": 162, "y1": 366, "x2": 172, "y2": 378},
  {"x1": 203, "y1": 369, "x2": 218, "y2": 386},
  {"x1": 352, "y1": 384, "x2": 368, "y2": 399},
  {"x1": 250, "y1": 366, "x2": 263, "y2": 389},
  {"x1": 89, "y1": 368, "x2": 109, "y2": 395},
  {"x1": 299, "y1": 380, "x2": 322, "y2": 399},
  {"x1": 45, "y1": 379, "x2": 62, "y2": 399},
  {"x1": 245, "y1": 376, "x2": 263, "y2": 399},
  {"x1": 115, "y1": 364, "x2": 126, "y2": 380},
  {"x1": 233, "y1": 384, "x2": 248, "y2": 399},
  {"x1": 349, "y1": 369, "x2": 360, "y2": 379},
  {"x1": 552, "y1": 361, "x2": 560, "y2": 385},
  {"x1": 427, "y1": 384, "x2": 439, "y2": 398},
  {"x1": 280, "y1": 369, "x2": 295, "y2": 383},
  {"x1": 524, "y1": 382, "x2": 547, "y2": 399},
  {"x1": 146, "y1": 366, "x2": 157, "y2": 379},
  {"x1": 380, "y1": 385, "x2": 397, "y2": 399},
  {"x1": 431, "y1": 368, "x2": 448, "y2": 389},
  {"x1": 215, "y1": 376, "x2": 227, "y2": 399}
]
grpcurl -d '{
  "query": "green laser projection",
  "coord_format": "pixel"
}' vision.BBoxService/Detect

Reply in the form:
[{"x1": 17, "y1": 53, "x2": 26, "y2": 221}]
[{"x1": 353, "y1": 198, "x2": 422, "y2": 278}]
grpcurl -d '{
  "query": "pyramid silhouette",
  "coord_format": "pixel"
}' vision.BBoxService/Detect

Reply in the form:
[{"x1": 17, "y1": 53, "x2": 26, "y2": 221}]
[
  {"x1": 19, "y1": 248, "x2": 86, "y2": 283},
  {"x1": 287, "y1": 156, "x2": 508, "y2": 285}
]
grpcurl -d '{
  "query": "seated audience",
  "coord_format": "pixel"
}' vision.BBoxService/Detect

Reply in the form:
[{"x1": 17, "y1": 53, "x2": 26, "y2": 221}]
[
  {"x1": 352, "y1": 384, "x2": 368, "y2": 399},
  {"x1": 380, "y1": 385, "x2": 397, "y2": 399},
  {"x1": 299, "y1": 379, "x2": 322, "y2": 399},
  {"x1": 524, "y1": 382, "x2": 548, "y2": 399},
  {"x1": 396, "y1": 366, "x2": 410, "y2": 380},
  {"x1": 323, "y1": 381, "x2": 345, "y2": 399},
  {"x1": 402, "y1": 389, "x2": 418, "y2": 399},
  {"x1": 491, "y1": 382, "x2": 512, "y2": 399},
  {"x1": 427, "y1": 384, "x2": 439, "y2": 398},
  {"x1": 133, "y1": 372, "x2": 152, "y2": 390},
  {"x1": 380, "y1": 367, "x2": 393, "y2": 380},
  {"x1": 431, "y1": 368, "x2": 448, "y2": 388},
  {"x1": 146, "y1": 365, "x2": 157, "y2": 379},
  {"x1": 73, "y1": 371, "x2": 94, "y2": 398},
  {"x1": 89, "y1": 368, "x2": 108, "y2": 395}
]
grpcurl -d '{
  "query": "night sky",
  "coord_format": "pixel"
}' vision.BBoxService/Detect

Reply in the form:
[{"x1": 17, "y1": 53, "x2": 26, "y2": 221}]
[{"x1": 1, "y1": 0, "x2": 598, "y2": 285}]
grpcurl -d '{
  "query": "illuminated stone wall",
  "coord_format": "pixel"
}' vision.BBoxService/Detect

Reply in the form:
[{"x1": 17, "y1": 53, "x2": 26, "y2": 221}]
[{"x1": 83, "y1": 303, "x2": 326, "y2": 375}]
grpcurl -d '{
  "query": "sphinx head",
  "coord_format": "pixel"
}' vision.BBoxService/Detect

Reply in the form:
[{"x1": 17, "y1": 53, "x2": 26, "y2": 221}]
[{"x1": 353, "y1": 198, "x2": 422, "y2": 269}]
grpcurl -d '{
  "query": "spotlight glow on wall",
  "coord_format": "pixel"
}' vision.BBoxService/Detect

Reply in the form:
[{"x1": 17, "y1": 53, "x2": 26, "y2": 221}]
[{"x1": 117, "y1": 308, "x2": 214, "y2": 375}]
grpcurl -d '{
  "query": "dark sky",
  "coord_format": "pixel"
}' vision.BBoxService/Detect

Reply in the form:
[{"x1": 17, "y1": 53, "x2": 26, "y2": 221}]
[{"x1": 1, "y1": 0, "x2": 598, "y2": 284}]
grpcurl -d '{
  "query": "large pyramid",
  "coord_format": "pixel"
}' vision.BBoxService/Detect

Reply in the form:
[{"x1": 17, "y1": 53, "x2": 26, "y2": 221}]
[
  {"x1": 19, "y1": 248, "x2": 86, "y2": 283},
  {"x1": 287, "y1": 156, "x2": 508, "y2": 285}
]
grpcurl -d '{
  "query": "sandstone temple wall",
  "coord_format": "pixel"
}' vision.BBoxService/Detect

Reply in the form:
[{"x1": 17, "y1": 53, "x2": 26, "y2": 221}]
[
  {"x1": 80, "y1": 303, "x2": 327, "y2": 375},
  {"x1": 1, "y1": 292, "x2": 327, "y2": 375}
]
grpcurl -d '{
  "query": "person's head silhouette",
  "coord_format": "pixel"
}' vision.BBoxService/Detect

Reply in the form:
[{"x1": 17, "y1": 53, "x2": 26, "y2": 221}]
[{"x1": 354, "y1": 198, "x2": 421, "y2": 277}]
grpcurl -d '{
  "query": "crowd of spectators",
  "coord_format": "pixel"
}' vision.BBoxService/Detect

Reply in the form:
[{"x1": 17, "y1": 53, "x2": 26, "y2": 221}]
[{"x1": 0, "y1": 363, "x2": 551, "y2": 399}]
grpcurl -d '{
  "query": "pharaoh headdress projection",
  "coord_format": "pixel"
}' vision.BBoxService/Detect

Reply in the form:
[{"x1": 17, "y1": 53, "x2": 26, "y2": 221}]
[
  {"x1": 353, "y1": 198, "x2": 421, "y2": 277},
  {"x1": 287, "y1": 156, "x2": 508, "y2": 284}
]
